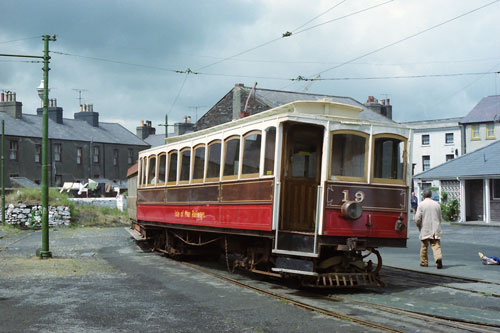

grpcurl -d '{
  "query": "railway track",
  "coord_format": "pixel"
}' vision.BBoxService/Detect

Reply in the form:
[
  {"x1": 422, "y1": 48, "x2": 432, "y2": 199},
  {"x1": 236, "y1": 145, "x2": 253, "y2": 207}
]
[{"x1": 170, "y1": 256, "x2": 500, "y2": 332}]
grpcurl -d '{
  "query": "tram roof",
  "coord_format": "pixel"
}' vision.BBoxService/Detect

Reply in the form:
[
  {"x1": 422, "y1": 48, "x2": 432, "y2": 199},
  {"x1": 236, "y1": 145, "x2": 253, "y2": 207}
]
[{"x1": 160, "y1": 100, "x2": 408, "y2": 147}]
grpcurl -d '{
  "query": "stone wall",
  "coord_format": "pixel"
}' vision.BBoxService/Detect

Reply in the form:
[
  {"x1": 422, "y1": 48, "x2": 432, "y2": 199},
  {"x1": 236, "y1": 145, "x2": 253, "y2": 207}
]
[
  {"x1": 5, "y1": 204, "x2": 71, "y2": 228},
  {"x1": 69, "y1": 196, "x2": 127, "y2": 211}
]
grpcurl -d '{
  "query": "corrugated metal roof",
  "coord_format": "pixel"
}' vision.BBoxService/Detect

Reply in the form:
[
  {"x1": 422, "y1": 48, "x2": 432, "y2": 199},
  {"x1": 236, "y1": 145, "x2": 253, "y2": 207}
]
[
  {"x1": 414, "y1": 139, "x2": 500, "y2": 179},
  {"x1": 253, "y1": 88, "x2": 394, "y2": 123},
  {"x1": 460, "y1": 95, "x2": 500, "y2": 124},
  {"x1": 0, "y1": 112, "x2": 149, "y2": 146}
]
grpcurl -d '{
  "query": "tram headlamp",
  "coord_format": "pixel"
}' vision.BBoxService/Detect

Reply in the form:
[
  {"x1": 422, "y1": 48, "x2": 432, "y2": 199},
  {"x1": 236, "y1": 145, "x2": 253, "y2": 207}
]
[{"x1": 341, "y1": 201, "x2": 362, "y2": 220}]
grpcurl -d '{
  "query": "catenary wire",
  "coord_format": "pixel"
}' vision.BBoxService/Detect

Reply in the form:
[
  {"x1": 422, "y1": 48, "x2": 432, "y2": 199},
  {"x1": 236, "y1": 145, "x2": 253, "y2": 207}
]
[
  {"x1": 195, "y1": 0, "x2": 394, "y2": 71},
  {"x1": 0, "y1": 35, "x2": 41, "y2": 44},
  {"x1": 290, "y1": 0, "x2": 348, "y2": 32},
  {"x1": 313, "y1": 0, "x2": 500, "y2": 77}
]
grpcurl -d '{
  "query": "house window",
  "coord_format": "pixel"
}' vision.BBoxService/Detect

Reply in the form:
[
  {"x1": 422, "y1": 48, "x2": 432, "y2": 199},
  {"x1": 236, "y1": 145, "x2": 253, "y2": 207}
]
[
  {"x1": 446, "y1": 154, "x2": 454, "y2": 161},
  {"x1": 93, "y1": 146, "x2": 100, "y2": 163},
  {"x1": 493, "y1": 179, "x2": 500, "y2": 200},
  {"x1": 35, "y1": 144, "x2": 41, "y2": 163},
  {"x1": 487, "y1": 123, "x2": 495, "y2": 139},
  {"x1": 128, "y1": 149, "x2": 134, "y2": 164},
  {"x1": 113, "y1": 149, "x2": 119, "y2": 166},
  {"x1": 54, "y1": 144, "x2": 62, "y2": 162},
  {"x1": 55, "y1": 175, "x2": 63, "y2": 187},
  {"x1": 471, "y1": 125, "x2": 480, "y2": 140},
  {"x1": 422, "y1": 155, "x2": 430, "y2": 171},
  {"x1": 421, "y1": 134, "x2": 430, "y2": 145},
  {"x1": 76, "y1": 147, "x2": 82, "y2": 165},
  {"x1": 445, "y1": 133, "x2": 454, "y2": 144},
  {"x1": 9, "y1": 140, "x2": 18, "y2": 160}
]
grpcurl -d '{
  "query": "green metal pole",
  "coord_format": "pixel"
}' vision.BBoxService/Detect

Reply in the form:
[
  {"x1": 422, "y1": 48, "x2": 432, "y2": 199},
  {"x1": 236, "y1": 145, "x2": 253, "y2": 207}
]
[
  {"x1": 165, "y1": 114, "x2": 168, "y2": 139},
  {"x1": 38, "y1": 34, "x2": 55, "y2": 259},
  {"x1": 1, "y1": 120, "x2": 4, "y2": 225}
]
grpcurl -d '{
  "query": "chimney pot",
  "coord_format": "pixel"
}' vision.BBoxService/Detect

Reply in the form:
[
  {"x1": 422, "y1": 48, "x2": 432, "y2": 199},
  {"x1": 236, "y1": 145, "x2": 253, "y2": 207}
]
[
  {"x1": 12, "y1": 92, "x2": 16, "y2": 101},
  {"x1": 140, "y1": 120, "x2": 144, "y2": 126},
  {"x1": 1, "y1": 93, "x2": 4, "y2": 102},
  {"x1": 386, "y1": 98, "x2": 390, "y2": 105},
  {"x1": 187, "y1": 116, "x2": 191, "y2": 123}
]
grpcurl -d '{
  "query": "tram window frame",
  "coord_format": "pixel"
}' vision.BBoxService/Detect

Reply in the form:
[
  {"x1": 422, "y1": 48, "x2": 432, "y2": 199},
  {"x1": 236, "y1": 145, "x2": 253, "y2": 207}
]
[
  {"x1": 167, "y1": 150, "x2": 178, "y2": 185},
  {"x1": 371, "y1": 134, "x2": 407, "y2": 185},
  {"x1": 192, "y1": 144, "x2": 206, "y2": 183},
  {"x1": 263, "y1": 127, "x2": 276, "y2": 176},
  {"x1": 147, "y1": 155, "x2": 157, "y2": 186},
  {"x1": 179, "y1": 147, "x2": 191, "y2": 184},
  {"x1": 142, "y1": 157, "x2": 147, "y2": 186},
  {"x1": 241, "y1": 130, "x2": 262, "y2": 179},
  {"x1": 329, "y1": 130, "x2": 369, "y2": 182},
  {"x1": 157, "y1": 153, "x2": 167, "y2": 185},
  {"x1": 206, "y1": 140, "x2": 222, "y2": 182},
  {"x1": 138, "y1": 157, "x2": 144, "y2": 187},
  {"x1": 222, "y1": 135, "x2": 241, "y2": 180}
]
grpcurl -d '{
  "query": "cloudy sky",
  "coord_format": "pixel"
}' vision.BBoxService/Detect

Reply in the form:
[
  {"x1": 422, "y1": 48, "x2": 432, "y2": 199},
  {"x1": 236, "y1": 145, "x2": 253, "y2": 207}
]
[{"x1": 1, "y1": 0, "x2": 499, "y2": 134}]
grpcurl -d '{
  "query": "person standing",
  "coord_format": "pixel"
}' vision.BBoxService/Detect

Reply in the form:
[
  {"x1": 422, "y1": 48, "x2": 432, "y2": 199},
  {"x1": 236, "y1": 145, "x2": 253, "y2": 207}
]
[
  {"x1": 410, "y1": 191, "x2": 418, "y2": 212},
  {"x1": 415, "y1": 189, "x2": 443, "y2": 269}
]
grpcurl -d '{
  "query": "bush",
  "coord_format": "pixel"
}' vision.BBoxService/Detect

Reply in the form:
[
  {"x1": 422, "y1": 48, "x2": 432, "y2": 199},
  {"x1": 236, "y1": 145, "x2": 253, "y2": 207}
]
[{"x1": 440, "y1": 191, "x2": 459, "y2": 222}]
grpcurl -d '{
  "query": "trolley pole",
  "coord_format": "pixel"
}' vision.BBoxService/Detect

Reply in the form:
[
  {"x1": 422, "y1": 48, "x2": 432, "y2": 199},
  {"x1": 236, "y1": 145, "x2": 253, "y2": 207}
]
[
  {"x1": 38, "y1": 34, "x2": 56, "y2": 259},
  {"x1": 1, "y1": 120, "x2": 4, "y2": 225}
]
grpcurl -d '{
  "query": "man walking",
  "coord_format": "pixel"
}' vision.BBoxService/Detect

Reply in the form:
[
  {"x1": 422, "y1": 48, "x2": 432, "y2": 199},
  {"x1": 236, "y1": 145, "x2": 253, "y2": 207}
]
[{"x1": 415, "y1": 189, "x2": 443, "y2": 269}]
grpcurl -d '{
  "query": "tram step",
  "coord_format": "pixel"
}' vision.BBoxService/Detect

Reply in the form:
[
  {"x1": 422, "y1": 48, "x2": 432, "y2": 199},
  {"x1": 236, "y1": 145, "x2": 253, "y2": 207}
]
[
  {"x1": 273, "y1": 256, "x2": 314, "y2": 275},
  {"x1": 276, "y1": 232, "x2": 315, "y2": 253}
]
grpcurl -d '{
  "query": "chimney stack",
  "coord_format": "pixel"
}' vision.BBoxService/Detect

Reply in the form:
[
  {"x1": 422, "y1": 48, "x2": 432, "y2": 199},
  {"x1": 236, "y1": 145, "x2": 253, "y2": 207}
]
[
  {"x1": 0, "y1": 91, "x2": 23, "y2": 119},
  {"x1": 74, "y1": 102, "x2": 99, "y2": 127},
  {"x1": 136, "y1": 119, "x2": 156, "y2": 139}
]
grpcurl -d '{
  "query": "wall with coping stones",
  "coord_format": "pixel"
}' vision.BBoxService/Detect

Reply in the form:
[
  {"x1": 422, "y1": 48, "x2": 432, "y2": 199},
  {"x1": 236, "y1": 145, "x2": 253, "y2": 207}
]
[
  {"x1": 69, "y1": 196, "x2": 127, "y2": 211},
  {"x1": 5, "y1": 204, "x2": 71, "y2": 228}
]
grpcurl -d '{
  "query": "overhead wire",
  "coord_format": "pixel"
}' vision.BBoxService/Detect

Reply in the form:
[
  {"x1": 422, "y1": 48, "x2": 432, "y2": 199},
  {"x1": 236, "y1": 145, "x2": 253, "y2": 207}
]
[
  {"x1": 195, "y1": 0, "x2": 393, "y2": 71},
  {"x1": 290, "y1": 0, "x2": 348, "y2": 32},
  {"x1": 0, "y1": 35, "x2": 41, "y2": 45},
  {"x1": 311, "y1": 0, "x2": 500, "y2": 77}
]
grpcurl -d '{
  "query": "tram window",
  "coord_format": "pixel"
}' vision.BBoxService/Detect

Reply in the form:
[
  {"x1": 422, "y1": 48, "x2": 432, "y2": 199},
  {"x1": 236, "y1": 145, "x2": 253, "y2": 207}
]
[
  {"x1": 331, "y1": 133, "x2": 366, "y2": 179},
  {"x1": 264, "y1": 127, "x2": 276, "y2": 175},
  {"x1": 206, "y1": 141, "x2": 221, "y2": 180},
  {"x1": 242, "y1": 132, "x2": 261, "y2": 176},
  {"x1": 158, "y1": 153, "x2": 166, "y2": 184},
  {"x1": 193, "y1": 145, "x2": 205, "y2": 182},
  {"x1": 167, "y1": 151, "x2": 178, "y2": 184},
  {"x1": 373, "y1": 137, "x2": 405, "y2": 180},
  {"x1": 180, "y1": 148, "x2": 191, "y2": 182},
  {"x1": 148, "y1": 156, "x2": 157, "y2": 185},
  {"x1": 138, "y1": 158, "x2": 143, "y2": 186},
  {"x1": 223, "y1": 137, "x2": 240, "y2": 178},
  {"x1": 292, "y1": 143, "x2": 317, "y2": 178}
]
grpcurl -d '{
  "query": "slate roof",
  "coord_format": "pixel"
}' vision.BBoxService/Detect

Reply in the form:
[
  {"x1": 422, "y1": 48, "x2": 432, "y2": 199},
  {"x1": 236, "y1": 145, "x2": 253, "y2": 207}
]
[
  {"x1": 144, "y1": 134, "x2": 166, "y2": 147},
  {"x1": 252, "y1": 87, "x2": 394, "y2": 123},
  {"x1": 460, "y1": 95, "x2": 500, "y2": 124},
  {"x1": 414, "y1": 139, "x2": 500, "y2": 179},
  {"x1": 0, "y1": 112, "x2": 149, "y2": 146}
]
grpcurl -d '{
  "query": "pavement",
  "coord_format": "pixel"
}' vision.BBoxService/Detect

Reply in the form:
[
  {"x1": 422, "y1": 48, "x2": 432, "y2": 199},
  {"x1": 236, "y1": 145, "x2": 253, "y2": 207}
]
[{"x1": 381, "y1": 220, "x2": 500, "y2": 284}]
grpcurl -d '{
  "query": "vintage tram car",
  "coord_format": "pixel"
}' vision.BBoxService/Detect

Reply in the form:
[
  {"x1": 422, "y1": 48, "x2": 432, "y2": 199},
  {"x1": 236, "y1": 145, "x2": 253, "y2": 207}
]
[{"x1": 128, "y1": 100, "x2": 412, "y2": 288}]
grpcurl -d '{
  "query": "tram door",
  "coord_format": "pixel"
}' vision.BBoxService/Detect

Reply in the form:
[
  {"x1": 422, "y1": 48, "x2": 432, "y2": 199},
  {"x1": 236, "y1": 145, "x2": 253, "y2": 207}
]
[{"x1": 280, "y1": 123, "x2": 323, "y2": 237}]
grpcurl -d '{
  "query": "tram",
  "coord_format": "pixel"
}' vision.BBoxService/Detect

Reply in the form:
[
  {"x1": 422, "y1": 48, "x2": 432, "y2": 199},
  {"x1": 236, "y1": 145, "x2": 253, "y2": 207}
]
[{"x1": 128, "y1": 99, "x2": 412, "y2": 288}]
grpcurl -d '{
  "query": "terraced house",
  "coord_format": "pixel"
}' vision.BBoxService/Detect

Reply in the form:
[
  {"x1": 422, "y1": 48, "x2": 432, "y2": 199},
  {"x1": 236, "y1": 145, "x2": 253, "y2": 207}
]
[{"x1": 0, "y1": 91, "x2": 149, "y2": 188}]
